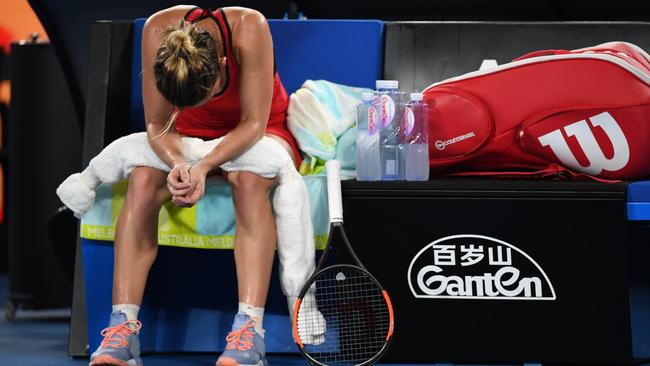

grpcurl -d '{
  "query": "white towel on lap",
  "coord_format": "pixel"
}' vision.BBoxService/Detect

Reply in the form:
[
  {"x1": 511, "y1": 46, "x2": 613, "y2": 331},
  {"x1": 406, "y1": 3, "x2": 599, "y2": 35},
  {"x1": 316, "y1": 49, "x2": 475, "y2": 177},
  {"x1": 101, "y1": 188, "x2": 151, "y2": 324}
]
[{"x1": 57, "y1": 132, "x2": 325, "y2": 343}]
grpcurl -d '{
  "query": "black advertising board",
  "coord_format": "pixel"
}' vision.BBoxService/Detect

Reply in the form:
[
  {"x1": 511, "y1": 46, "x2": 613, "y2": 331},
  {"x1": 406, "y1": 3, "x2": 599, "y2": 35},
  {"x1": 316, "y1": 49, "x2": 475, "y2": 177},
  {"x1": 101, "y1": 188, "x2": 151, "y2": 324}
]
[{"x1": 341, "y1": 179, "x2": 631, "y2": 364}]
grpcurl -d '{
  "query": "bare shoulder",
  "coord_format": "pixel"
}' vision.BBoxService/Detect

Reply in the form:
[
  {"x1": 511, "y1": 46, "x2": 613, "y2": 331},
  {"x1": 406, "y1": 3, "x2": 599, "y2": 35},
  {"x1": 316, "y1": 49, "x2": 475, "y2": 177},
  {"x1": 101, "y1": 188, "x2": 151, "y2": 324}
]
[
  {"x1": 223, "y1": 7, "x2": 270, "y2": 38},
  {"x1": 224, "y1": 7, "x2": 271, "y2": 62}
]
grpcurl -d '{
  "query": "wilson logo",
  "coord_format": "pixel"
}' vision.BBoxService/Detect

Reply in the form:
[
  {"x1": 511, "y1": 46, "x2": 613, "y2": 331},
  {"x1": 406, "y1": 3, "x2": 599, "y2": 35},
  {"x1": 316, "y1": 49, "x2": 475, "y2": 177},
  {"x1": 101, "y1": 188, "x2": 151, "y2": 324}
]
[
  {"x1": 407, "y1": 235, "x2": 556, "y2": 301},
  {"x1": 538, "y1": 112, "x2": 630, "y2": 176}
]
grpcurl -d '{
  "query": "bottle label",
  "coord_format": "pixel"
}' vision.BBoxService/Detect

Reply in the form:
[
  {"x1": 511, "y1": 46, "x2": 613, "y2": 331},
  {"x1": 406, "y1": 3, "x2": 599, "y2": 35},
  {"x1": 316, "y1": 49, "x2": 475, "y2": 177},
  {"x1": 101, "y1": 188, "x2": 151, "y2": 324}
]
[
  {"x1": 405, "y1": 107, "x2": 415, "y2": 136},
  {"x1": 380, "y1": 94, "x2": 395, "y2": 128},
  {"x1": 368, "y1": 107, "x2": 377, "y2": 134}
]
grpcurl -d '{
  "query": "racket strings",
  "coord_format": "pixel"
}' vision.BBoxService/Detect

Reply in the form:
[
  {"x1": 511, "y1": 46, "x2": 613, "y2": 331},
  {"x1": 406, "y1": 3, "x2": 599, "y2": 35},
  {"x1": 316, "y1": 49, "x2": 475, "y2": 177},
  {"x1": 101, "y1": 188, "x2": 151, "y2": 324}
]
[{"x1": 296, "y1": 266, "x2": 391, "y2": 365}]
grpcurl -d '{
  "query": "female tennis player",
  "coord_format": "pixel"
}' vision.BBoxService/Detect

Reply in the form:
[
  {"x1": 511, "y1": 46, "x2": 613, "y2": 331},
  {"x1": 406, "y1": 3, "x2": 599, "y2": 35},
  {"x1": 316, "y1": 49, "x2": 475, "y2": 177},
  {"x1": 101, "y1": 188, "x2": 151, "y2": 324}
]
[{"x1": 89, "y1": 5, "x2": 299, "y2": 366}]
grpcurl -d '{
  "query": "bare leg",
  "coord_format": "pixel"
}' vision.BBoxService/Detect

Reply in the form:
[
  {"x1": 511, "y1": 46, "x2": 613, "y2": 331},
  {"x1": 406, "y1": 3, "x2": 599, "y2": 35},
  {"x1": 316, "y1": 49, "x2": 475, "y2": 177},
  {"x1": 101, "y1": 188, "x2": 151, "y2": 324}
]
[
  {"x1": 112, "y1": 167, "x2": 170, "y2": 305},
  {"x1": 225, "y1": 171, "x2": 277, "y2": 307},
  {"x1": 216, "y1": 135, "x2": 300, "y2": 366},
  {"x1": 224, "y1": 134, "x2": 299, "y2": 307}
]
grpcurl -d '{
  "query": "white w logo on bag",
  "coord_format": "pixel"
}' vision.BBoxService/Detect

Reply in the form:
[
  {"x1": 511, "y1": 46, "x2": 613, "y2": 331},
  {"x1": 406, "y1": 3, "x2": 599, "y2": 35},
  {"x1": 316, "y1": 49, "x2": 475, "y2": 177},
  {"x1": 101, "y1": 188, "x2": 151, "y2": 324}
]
[{"x1": 538, "y1": 112, "x2": 630, "y2": 176}]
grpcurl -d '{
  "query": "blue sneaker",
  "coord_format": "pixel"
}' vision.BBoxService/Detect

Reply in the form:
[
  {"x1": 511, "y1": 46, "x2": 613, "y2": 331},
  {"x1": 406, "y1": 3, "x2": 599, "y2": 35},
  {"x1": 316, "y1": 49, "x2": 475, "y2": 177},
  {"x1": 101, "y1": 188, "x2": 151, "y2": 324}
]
[
  {"x1": 216, "y1": 313, "x2": 268, "y2": 366},
  {"x1": 89, "y1": 310, "x2": 143, "y2": 366}
]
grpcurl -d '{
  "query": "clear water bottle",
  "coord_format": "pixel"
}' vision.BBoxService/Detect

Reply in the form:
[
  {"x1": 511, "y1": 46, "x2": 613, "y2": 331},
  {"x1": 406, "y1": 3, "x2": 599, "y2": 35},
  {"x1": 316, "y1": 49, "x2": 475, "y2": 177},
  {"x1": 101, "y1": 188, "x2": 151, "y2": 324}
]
[
  {"x1": 376, "y1": 80, "x2": 405, "y2": 180},
  {"x1": 404, "y1": 92, "x2": 429, "y2": 181},
  {"x1": 356, "y1": 92, "x2": 381, "y2": 181}
]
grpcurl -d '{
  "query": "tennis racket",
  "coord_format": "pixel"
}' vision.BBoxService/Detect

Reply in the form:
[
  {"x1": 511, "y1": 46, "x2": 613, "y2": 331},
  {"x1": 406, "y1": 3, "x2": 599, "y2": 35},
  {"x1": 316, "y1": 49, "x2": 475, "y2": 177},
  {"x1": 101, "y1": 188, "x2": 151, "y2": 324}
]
[{"x1": 292, "y1": 159, "x2": 395, "y2": 366}]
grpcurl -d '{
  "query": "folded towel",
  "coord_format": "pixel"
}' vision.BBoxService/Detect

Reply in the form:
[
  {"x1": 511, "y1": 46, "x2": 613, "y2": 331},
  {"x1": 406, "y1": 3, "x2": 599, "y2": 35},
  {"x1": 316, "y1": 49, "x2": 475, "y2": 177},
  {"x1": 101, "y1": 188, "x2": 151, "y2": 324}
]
[
  {"x1": 57, "y1": 133, "x2": 320, "y2": 330},
  {"x1": 287, "y1": 80, "x2": 371, "y2": 177}
]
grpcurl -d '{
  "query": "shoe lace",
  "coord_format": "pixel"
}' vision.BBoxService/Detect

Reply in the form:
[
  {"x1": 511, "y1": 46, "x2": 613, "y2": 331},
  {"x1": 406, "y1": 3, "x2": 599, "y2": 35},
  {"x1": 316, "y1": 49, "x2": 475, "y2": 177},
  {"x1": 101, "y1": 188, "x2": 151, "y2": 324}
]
[
  {"x1": 225, "y1": 318, "x2": 257, "y2": 351},
  {"x1": 99, "y1": 320, "x2": 142, "y2": 349}
]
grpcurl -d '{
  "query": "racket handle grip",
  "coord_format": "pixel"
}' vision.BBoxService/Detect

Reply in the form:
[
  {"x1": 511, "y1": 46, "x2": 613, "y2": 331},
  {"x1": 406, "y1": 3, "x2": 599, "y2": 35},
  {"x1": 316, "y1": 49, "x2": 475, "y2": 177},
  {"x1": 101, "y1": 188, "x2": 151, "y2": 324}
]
[{"x1": 326, "y1": 159, "x2": 343, "y2": 223}]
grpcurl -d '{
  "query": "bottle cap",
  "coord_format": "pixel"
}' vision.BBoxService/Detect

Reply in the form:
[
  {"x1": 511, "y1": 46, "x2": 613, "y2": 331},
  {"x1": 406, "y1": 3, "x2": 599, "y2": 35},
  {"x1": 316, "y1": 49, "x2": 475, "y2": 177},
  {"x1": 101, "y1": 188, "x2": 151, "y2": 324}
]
[
  {"x1": 361, "y1": 92, "x2": 374, "y2": 101},
  {"x1": 375, "y1": 80, "x2": 399, "y2": 89},
  {"x1": 410, "y1": 92, "x2": 423, "y2": 101}
]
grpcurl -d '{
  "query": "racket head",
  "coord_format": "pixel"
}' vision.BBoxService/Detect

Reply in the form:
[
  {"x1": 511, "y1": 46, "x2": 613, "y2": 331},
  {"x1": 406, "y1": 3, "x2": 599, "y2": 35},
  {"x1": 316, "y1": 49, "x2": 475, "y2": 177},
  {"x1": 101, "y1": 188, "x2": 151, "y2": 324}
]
[{"x1": 293, "y1": 263, "x2": 395, "y2": 366}]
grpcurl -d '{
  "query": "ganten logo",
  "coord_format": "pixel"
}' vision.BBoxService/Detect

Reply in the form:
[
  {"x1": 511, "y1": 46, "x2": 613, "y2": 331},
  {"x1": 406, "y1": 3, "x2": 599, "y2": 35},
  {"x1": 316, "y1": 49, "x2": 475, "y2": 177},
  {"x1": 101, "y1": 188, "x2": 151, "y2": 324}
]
[{"x1": 407, "y1": 235, "x2": 556, "y2": 301}]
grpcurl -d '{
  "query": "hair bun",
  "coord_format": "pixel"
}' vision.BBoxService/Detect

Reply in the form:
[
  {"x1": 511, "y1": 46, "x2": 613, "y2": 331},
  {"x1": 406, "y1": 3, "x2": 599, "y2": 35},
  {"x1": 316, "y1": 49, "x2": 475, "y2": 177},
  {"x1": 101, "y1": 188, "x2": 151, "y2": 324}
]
[
  {"x1": 154, "y1": 24, "x2": 220, "y2": 108},
  {"x1": 164, "y1": 28, "x2": 197, "y2": 57}
]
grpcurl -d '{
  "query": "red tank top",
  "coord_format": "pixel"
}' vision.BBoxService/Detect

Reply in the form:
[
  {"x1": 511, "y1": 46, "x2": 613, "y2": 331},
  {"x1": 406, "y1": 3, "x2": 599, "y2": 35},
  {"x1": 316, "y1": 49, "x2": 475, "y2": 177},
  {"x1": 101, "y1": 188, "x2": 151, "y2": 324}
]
[{"x1": 174, "y1": 7, "x2": 301, "y2": 166}]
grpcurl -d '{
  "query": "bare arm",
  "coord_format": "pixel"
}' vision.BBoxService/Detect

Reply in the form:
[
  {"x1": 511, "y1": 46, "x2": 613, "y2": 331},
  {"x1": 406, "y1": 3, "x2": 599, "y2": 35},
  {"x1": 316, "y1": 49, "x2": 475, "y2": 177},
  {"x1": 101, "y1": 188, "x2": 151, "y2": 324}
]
[
  {"x1": 141, "y1": 6, "x2": 204, "y2": 198},
  {"x1": 193, "y1": 9, "x2": 275, "y2": 176},
  {"x1": 141, "y1": 7, "x2": 190, "y2": 169}
]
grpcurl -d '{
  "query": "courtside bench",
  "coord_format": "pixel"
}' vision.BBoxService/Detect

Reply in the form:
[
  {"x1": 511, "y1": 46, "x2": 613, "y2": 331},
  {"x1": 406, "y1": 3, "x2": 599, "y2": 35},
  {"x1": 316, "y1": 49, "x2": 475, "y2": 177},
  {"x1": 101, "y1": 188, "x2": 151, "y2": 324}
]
[{"x1": 70, "y1": 18, "x2": 650, "y2": 365}]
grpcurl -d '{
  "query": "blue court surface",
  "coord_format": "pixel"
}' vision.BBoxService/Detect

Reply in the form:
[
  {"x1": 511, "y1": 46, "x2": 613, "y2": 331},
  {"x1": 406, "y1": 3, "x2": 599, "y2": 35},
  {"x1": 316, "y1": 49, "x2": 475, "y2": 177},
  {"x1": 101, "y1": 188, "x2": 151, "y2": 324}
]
[{"x1": 0, "y1": 275, "x2": 562, "y2": 366}]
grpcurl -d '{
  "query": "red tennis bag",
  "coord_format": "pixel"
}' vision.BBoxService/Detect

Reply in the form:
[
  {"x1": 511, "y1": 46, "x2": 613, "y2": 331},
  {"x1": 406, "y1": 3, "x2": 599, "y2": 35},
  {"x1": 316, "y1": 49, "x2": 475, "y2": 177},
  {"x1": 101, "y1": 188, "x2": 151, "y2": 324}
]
[{"x1": 423, "y1": 41, "x2": 650, "y2": 180}]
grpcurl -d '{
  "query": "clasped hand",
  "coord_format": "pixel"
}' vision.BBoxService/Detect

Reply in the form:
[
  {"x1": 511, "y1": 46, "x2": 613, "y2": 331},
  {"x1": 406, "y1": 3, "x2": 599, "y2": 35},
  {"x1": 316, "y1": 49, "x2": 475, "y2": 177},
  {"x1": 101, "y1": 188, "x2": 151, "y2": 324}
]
[{"x1": 167, "y1": 162, "x2": 208, "y2": 207}]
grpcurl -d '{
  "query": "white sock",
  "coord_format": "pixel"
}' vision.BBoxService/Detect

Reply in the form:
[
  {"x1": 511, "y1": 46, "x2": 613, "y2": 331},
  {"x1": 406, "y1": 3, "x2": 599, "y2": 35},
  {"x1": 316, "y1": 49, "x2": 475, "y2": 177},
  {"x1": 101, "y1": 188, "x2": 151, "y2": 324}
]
[
  {"x1": 112, "y1": 304, "x2": 140, "y2": 330},
  {"x1": 239, "y1": 302, "x2": 265, "y2": 336}
]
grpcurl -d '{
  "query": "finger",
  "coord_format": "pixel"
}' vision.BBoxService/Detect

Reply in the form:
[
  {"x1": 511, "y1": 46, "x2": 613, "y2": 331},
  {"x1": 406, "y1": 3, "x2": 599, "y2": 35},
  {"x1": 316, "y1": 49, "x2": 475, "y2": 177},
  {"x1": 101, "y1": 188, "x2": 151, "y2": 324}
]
[
  {"x1": 180, "y1": 166, "x2": 191, "y2": 184},
  {"x1": 172, "y1": 200, "x2": 190, "y2": 208},
  {"x1": 168, "y1": 169, "x2": 181, "y2": 182},
  {"x1": 171, "y1": 195, "x2": 191, "y2": 207},
  {"x1": 177, "y1": 186, "x2": 201, "y2": 205},
  {"x1": 186, "y1": 187, "x2": 203, "y2": 204},
  {"x1": 168, "y1": 186, "x2": 193, "y2": 196},
  {"x1": 168, "y1": 173, "x2": 192, "y2": 188},
  {"x1": 173, "y1": 195, "x2": 195, "y2": 208},
  {"x1": 168, "y1": 180, "x2": 192, "y2": 190}
]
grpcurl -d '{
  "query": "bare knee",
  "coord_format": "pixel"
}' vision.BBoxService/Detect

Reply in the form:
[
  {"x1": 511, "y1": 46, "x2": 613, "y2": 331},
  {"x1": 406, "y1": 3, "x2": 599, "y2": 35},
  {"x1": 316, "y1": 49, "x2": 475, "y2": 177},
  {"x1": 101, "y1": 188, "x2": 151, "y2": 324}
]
[
  {"x1": 227, "y1": 171, "x2": 274, "y2": 196},
  {"x1": 226, "y1": 172, "x2": 275, "y2": 215},
  {"x1": 126, "y1": 167, "x2": 170, "y2": 210}
]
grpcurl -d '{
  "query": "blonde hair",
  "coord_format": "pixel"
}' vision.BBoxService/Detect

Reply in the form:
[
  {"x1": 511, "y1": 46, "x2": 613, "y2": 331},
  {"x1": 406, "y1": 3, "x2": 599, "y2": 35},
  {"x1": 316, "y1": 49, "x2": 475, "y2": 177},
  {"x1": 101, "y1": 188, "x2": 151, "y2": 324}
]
[
  {"x1": 154, "y1": 22, "x2": 220, "y2": 108},
  {"x1": 153, "y1": 109, "x2": 180, "y2": 140}
]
